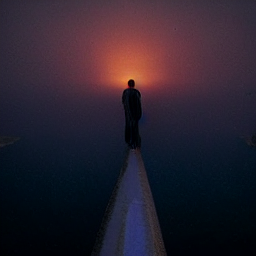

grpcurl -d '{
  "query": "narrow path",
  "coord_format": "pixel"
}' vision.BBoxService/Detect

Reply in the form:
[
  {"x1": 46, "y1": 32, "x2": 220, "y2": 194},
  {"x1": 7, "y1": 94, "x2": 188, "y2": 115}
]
[{"x1": 91, "y1": 149, "x2": 166, "y2": 256}]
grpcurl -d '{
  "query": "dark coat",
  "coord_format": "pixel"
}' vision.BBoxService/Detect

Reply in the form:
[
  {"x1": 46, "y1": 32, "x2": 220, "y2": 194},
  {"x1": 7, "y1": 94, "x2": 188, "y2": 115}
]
[{"x1": 122, "y1": 88, "x2": 142, "y2": 121}]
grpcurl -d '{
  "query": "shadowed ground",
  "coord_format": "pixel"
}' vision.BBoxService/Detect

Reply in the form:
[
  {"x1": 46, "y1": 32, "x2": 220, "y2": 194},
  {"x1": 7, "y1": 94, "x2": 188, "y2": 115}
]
[{"x1": 91, "y1": 149, "x2": 166, "y2": 256}]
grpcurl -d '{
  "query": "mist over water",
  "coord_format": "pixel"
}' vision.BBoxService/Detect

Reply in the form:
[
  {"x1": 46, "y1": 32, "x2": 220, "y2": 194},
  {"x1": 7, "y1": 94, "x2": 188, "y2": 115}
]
[
  {"x1": 1, "y1": 81, "x2": 256, "y2": 255},
  {"x1": 1, "y1": 0, "x2": 256, "y2": 255}
]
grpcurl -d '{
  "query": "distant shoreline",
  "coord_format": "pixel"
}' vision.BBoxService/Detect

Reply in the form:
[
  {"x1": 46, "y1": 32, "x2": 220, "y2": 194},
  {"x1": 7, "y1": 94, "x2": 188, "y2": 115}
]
[
  {"x1": 246, "y1": 134, "x2": 256, "y2": 147},
  {"x1": 0, "y1": 136, "x2": 20, "y2": 148}
]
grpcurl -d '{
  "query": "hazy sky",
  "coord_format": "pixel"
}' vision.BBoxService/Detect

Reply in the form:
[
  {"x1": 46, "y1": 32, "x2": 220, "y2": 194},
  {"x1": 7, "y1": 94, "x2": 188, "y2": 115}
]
[
  {"x1": 1, "y1": 0, "x2": 256, "y2": 138},
  {"x1": 1, "y1": 0, "x2": 255, "y2": 89},
  {"x1": 1, "y1": 2, "x2": 256, "y2": 255}
]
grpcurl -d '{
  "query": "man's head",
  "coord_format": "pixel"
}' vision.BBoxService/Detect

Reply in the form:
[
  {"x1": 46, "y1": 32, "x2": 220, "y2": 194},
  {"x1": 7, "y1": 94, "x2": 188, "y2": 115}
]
[{"x1": 128, "y1": 79, "x2": 135, "y2": 88}]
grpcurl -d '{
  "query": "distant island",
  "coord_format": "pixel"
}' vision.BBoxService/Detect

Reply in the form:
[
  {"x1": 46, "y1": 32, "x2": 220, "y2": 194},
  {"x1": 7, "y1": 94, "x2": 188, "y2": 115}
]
[
  {"x1": 247, "y1": 134, "x2": 256, "y2": 147},
  {"x1": 0, "y1": 136, "x2": 20, "y2": 148}
]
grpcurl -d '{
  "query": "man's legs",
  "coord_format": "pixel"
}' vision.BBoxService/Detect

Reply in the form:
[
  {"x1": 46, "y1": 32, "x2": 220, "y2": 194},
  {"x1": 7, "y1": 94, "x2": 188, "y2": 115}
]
[
  {"x1": 125, "y1": 121, "x2": 131, "y2": 145},
  {"x1": 132, "y1": 120, "x2": 141, "y2": 148},
  {"x1": 125, "y1": 117, "x2": 141, "y2": 149},
  {"x1": 126, "y1": 120, "x2": 140, "y2": 148}
]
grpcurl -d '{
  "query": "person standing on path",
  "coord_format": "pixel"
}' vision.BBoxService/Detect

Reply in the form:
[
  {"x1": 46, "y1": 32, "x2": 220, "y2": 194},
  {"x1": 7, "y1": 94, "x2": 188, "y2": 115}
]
[{"x1": 122, "y1": 79, "x2": 142, "y2": 149}]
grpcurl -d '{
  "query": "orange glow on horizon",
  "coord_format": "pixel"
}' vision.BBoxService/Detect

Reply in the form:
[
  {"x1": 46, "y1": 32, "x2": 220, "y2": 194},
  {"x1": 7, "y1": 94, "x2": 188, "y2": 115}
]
[
  {"x1": 62, "y1": 4, "x2": 207, "y2": 93},
  {"x1": 88, "y1": 28, "x2": 172, "y2": 90}
]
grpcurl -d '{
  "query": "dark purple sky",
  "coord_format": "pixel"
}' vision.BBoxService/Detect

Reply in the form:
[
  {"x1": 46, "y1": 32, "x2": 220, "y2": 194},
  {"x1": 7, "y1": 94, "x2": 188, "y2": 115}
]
[
  {"x1": 1, "y1": 2, "x2": 256, "y2": 256},
  {"x1": 1, "y1": 0, "x2": 256, "y2": 138}
]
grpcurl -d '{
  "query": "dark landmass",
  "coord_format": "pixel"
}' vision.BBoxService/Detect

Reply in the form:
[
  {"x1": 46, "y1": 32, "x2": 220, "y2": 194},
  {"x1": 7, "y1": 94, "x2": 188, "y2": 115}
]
[
  {"x1": 244, "y1": 133, "x2": 256, "y2": 147},
  {"x1": 0, "y1": 136, "x2": 20, "y2": 148}
]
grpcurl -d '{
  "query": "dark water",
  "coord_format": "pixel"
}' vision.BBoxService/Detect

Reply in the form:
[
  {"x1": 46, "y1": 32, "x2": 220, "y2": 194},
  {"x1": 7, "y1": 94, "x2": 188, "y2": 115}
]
[
  {"x1": 0, "y1": 136, "x2": 121, "y2": 256},
  {"x1": 143, "y1": 134, "x2": 256, "y2": 256},
  {"x1": 1, "y1": 132, "x2": 255, "y2": 256},
  {"x1": 1, "y1": 86, "x2": 256, "y2": 255}
]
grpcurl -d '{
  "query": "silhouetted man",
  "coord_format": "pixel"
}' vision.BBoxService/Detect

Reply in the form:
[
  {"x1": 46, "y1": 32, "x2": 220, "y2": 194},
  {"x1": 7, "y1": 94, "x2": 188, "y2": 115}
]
[{"x1": 122, "y1": 79, "x2": 142, "y2": 149}]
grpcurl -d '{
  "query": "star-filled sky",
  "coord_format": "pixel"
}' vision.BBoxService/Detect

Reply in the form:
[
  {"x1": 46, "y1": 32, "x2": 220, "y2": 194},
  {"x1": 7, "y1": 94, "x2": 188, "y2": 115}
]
[{"x1": 0, "y1": 1, "x2": 256, "y2": 255}]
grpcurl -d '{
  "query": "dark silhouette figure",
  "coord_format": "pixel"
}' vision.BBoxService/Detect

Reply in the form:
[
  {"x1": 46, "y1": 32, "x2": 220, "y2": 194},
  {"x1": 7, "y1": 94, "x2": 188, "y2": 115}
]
[{"x1": 122, "y1": 79, "x2": 142, "y2": 149}]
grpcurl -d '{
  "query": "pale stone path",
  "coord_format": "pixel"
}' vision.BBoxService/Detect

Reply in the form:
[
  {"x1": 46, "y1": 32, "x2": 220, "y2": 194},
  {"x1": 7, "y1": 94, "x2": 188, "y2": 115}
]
[{"x1": 91, "y1": 149, "x2": 167, "y2": 256}]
